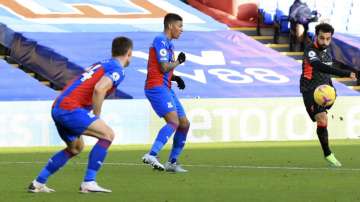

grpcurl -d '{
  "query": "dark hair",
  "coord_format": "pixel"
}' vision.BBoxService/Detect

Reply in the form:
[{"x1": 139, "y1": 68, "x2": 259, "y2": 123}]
[
  {"x1": 315, "y1": 23, "x2": 334, "y2": 36},
  {"x1": 164, "y1": 13, "x2": 182, "y2": 30},
  {"x1": 112, "y1": 36, "x2": 133, "y2": 57}
]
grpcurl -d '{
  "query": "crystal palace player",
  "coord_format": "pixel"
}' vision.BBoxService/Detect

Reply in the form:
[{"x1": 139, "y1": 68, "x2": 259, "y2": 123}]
[
  {"x1": 142, "y1": 13, "x2": 190, "y2": 172},
  {"x1": 300, "y1": 23, "x2": 357, "y2": 167},
  {"x1": 28, "y1": 37, "x2": 133, "y2": 193}
]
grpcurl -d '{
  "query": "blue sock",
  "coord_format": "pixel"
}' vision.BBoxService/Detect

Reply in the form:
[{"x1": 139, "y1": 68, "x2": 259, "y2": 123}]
[
  {"x1": 169, "y1": 126, "x2": 189, "y2": 163},
  {"x1": 36, "y1": 149, "x2": 74, "y2": 184},
  {"x1": 84, "y1": 139, "x2": 112, "y2": 182},
  {"x1": 149, "y1": 122, "x2": 177, "y2": 156}
]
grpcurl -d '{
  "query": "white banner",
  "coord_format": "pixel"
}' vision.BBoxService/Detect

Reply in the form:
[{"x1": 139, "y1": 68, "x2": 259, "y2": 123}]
[{"x1": 0, "y1": 96, "x2": 359, "y2": 147}]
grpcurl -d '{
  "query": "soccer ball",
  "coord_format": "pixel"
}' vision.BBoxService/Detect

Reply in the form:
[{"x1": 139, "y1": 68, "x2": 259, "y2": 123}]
[{"x1": 313, "y1": 85, "x2": 336, "y2": 107}]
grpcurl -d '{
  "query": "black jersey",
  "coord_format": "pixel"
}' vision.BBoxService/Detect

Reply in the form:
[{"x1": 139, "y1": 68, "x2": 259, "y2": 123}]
[{"x1": 300, "y1": 42, "x2": 351, "y2": 93}]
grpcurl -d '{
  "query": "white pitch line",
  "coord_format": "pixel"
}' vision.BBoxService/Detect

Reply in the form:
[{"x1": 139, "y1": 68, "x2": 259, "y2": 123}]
[{"x1": 1, "y1": 161, "x2": 360, "y2": 172}]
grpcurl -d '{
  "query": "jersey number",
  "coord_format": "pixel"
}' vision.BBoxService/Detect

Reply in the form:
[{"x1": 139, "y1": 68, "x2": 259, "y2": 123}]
[{"x1": 80, "y1": 64, "x2": 101, "y2": 82}]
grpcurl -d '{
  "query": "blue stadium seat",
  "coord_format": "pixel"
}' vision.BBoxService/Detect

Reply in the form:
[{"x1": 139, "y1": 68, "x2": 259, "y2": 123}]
[
  {"x1": 257, "y1": 0, "x2": 277, "y2": 35},
  {"x1": 258, "y1": 0, "x2": 277, "y2": 25},
  {"x1": 275, "y1": 0, "x2": 292, "y2": 33}
]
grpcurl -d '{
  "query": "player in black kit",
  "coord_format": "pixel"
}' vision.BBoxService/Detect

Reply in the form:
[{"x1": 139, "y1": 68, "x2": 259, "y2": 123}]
[{"x1": 300, "y1": 23, "x2": 357, "y2": 167}]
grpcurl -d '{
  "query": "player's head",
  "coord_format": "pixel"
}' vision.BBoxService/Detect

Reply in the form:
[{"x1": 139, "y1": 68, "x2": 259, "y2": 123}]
[
  {"x1": 112, "y1": 36, "x2": 133, "y2": 67},
  {"x1": 315, "y1": 23, "x2": 334, "y2": 50},
  {"x1": 164, "y1": 13, "x2": 183, "y2": 39}
]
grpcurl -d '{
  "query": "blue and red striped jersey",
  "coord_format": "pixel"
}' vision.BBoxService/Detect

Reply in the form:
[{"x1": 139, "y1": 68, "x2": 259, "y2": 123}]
[
  {"x1": 145, "y1": 33, "x2": 175, "y2": 89},
  {"x1": 54, "y1": 58, "x2": 124, "y2": 110}
]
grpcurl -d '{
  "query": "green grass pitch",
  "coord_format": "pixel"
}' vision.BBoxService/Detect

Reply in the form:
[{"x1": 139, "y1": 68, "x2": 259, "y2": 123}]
[{"x1": 1, "y1": 140, "x2": 360, "y2": 202}]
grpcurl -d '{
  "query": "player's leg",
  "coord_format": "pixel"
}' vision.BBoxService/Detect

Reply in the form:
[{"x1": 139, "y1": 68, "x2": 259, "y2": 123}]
[
  {"x1": 80, "y1": 119, "x2": 114, "y2": 193},
  {"x1": 302, "y1": 91, "x2": 341, "y2": 167},
  {"x1": 149, "y1": 111, "x2": 179, "y2": 156},
  {"x1": 315, "y1": 112, "x2": 330, "y2": 156},
  {"x1": 143, "y1": 111, "x2": 179, "y2": 170},
  {"x1": 315, "y1": 112, "x2": 342, "y2": 167},
  {"x1": 143, "y1": 88, "x2": 179, "y2": 170},
  {"x1": 28, "y1": 107, "x2": 87, "y2": 193},
  {"x1": 29, "y1": 137, "x2": 83, "y2": 193},
  {"x1": 165, "y1": 92, "x2": 190, "y2": 172}
]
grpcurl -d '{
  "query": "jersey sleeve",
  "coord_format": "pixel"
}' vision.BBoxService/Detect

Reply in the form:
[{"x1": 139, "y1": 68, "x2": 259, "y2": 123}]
[
  {"x1": 304, "y1": 47, "x2": 321, "y2": 63},
  {"x1": 104, "y1": 68, "x2": 124, "y2": 87},
  {"x1": 153, "y1": 36, "x2": 169, "y2": 63}
]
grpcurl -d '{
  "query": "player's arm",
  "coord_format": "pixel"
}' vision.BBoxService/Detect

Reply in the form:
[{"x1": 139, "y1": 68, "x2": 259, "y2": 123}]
[
  {"x1": 333, "y1": 59, "x2": 358, "y2": 72},
  {"x1": 160, "y1": 61, "x2": 179, "y2": 73},
  {"x1": 306, "y1": 49, "x2": 353, "y2": 77},
  {"x1": 311, "y1": 60, "x2": 353, "y2": 77},
  {"x1": 92, "y1": 76, "x2": 113, "y2": 117},
  {"x1": 160, "y1": 52, "x2": 186, "y2": 73},
  {"x1": 153, "y1": 37, "x2": 186, "y2": 73}
]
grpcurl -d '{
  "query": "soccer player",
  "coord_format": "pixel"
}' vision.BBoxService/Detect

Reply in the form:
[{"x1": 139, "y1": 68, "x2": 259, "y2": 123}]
[
  {"x1": 300, "y1": 23, "x2": 357, "y2": 167},
  {"x1": 142, "y1": 13, "x2": 190, "y2": 172},
  {"x1": 28, "y1": 36, "x2": 133, "y2": 193}
]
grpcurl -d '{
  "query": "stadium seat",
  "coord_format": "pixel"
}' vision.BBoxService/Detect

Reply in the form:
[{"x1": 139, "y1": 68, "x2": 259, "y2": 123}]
[
  {"x1": 257, "y1": 0, "x2": 277, "y2": 35},
  {"x1": 273, "y1": 0, "x2": 292, "y2": 43},
  {"x1": 187, "y1": 0, "x2": 258, "y2": 27},
  {"x1": 275, "y1": 0, "x2": 292, "y2": 32}
]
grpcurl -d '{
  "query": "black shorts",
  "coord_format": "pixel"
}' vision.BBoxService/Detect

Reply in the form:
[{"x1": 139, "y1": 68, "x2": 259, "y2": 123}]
[{"x1": 302, "y1": 90, "x2": 332, "y2": 122}]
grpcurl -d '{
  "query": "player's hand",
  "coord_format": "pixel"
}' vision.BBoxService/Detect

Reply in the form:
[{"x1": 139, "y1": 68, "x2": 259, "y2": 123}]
[
  {"x1": 177, "y1": 52, "x2": 186, "y2": 64},
  {"x1": 172, "y1": 75, "x2": 185, "y2": 90}
]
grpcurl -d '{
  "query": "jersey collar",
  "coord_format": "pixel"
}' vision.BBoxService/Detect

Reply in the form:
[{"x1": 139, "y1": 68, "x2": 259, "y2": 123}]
[{"x1": 110, "y1": 58, "x2": 123, "y2": 69}]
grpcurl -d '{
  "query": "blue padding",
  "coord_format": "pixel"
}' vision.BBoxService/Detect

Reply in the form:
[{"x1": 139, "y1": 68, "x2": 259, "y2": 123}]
[
  {"x1": 330, "y1": 33, "x2": 360, "y2": 71},
  {"x1": 0, "y1": 59, "x2": 57, "y2": 100},
  {"x1": 17, "y1": 31, "x2": 358, "y2": 98},
  {"x1": 9, "y1": 30, "x2": 84, "y2": 88}
]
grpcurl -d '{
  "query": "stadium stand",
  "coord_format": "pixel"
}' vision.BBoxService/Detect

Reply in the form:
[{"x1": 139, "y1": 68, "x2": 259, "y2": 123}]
[
  {"x1": 188, "y1": 0, "x2": 360, "y2": 89},
  {"x1": 331, "y1": 33, "x2": 360, "y2": 73},
  {"x1": 0, "y1": 0, "x2": 359, "y2": 148},
  {"x1": 257, "y1": 0, "x2": 277, "y2": 35},
  {"x1": 187, "y1": 0, "x2": 258, "y2": 27},
  {"x1": 273, "y1": 0, "x2": 292, "y2": 44},
  {"x1": 0, "y1": 59, "x2": 57, "y2": 100},
  {"x1": 0, "y1": 0, "x2": 358, "y2": 100}
]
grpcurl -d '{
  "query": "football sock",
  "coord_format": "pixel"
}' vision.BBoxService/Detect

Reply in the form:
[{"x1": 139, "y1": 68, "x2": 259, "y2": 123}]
[
  {"x1": 169, "y1": 125, "x2": 189, "y2": 163},
  {"x1": 149, "y1": 122, "x2": 178, "y2": 156},
  {"x1": 84, "y1": 139, "x2": 112, "y2": 182},
  {"x1": 317, "y1": 124, "x2": 331, "y2": 157},
  {"x1": 36, "y1": 149, "x2": 75, "y2": 184}
]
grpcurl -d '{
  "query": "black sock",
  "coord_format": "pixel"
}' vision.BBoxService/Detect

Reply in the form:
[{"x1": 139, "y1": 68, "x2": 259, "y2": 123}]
[{"x1": 316, "y1": 126, "x2": 331, "y2": 157}]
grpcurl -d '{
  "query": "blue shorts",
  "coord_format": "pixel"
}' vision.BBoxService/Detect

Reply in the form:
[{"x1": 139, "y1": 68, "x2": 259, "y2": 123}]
[
  {"x1": 51, "y1": 107, "x2": 98, "y2": 143},
  {"x1": 145, "y1": 87, "x2": 186, "y2": 118}
]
